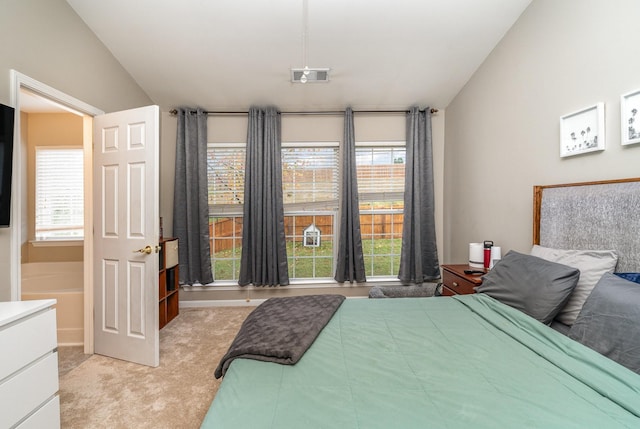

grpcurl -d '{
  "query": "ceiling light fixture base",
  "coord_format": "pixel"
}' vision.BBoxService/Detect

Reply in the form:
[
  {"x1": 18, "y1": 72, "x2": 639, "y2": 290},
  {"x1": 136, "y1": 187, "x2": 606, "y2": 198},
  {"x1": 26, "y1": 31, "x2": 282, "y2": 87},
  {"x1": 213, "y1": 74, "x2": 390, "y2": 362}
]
[{"x1": 291, "y1": 68, "x2": 331, "y2": 83}]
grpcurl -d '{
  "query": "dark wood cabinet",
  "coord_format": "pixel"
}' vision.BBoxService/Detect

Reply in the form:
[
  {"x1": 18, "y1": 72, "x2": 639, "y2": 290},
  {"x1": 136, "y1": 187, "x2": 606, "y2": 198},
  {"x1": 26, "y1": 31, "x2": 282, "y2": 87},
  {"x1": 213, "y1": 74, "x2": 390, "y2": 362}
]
[
  {"x1": 159, "y1": 238, "x2": 179, "y2": 329},
  {"x1": 441, "y1": 264, "x2": 483, "y2": 296}
]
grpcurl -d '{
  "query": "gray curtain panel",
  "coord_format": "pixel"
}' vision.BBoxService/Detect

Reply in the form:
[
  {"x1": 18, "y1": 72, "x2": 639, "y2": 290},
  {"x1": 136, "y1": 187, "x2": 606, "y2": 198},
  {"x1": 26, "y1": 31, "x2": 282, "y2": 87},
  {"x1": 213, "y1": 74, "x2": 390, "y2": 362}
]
[
  {"x1": 173, "y1": 108, "x2": 214, "y2": 285},
  {"x1": 239, "y1": 106, "x2": 290, "y2": 286},
  {"x1": 398, "y1": 107, "x2": 440, "y2": 283},
  {"x1": 335, "y1": 107, "x2": 366, "y2": 283}
]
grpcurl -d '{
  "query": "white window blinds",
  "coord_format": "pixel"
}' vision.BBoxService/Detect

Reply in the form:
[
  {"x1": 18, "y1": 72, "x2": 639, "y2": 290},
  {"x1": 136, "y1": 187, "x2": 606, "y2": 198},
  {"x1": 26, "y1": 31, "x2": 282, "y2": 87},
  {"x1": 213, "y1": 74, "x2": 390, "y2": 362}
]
[
  {"x1": 356, "y1": 145, "x2": 406, "y2": 201},
  {"x1": 35, "y1": 148, "x2": 84, "y2": 240},
  {"x1": 207, "y1": 145, "x2": 245, "y2": 207},
  {"x1": 282, "y1": 144, "x2": 339, "y2": 211}
]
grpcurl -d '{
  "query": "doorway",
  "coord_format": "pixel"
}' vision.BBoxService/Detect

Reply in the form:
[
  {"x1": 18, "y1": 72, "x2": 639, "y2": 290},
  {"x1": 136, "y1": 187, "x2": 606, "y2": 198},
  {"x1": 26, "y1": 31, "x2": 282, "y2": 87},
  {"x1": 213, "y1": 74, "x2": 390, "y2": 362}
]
[
  {"x1": 19, "y1": 88, "x2": 86, "y2": 346},
  {"x1": 11, "y1": 70, "x2": 104, "y2": 354}
]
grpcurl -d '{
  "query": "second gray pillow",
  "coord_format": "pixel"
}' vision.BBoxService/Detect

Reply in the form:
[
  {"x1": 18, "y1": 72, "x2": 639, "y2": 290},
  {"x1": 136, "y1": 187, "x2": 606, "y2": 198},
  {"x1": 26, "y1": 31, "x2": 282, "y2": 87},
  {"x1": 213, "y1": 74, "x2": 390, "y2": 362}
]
[{"x1": 477, "y1": 250, "x2": 580, "y2": 324}]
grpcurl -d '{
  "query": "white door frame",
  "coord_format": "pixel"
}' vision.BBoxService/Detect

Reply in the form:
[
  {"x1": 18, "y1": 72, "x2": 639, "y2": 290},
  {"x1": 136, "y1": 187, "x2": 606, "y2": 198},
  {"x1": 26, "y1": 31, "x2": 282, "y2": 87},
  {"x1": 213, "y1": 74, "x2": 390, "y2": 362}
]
[{"x1": 10, "y1": 70, "x2": 104, "y2": 354}]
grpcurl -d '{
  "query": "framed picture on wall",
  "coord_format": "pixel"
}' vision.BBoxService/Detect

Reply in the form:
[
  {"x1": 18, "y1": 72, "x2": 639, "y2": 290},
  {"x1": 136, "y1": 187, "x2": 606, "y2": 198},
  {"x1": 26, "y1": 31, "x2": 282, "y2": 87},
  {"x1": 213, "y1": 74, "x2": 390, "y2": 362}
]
[
  {"x1": 559, "y1": 103, "x2": 605, "y2": 157},
  {"x1": 621, "y1": 89, "x2": 640, "y2": 146}
]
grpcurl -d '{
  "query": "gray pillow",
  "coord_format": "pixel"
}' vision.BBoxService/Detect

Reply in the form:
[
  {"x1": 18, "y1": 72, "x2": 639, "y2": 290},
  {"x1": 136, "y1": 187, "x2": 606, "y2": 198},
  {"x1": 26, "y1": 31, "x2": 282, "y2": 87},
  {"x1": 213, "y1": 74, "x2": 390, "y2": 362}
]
[
  {"x1": 569, "y1": 273, "x2": 640, "y2": 374},
  {"x1": 476, "y1": 250, "x2": 580, "y2": 324},
  {"x1": 530, "y1": 245, "x2": 618, "y2": 326}
]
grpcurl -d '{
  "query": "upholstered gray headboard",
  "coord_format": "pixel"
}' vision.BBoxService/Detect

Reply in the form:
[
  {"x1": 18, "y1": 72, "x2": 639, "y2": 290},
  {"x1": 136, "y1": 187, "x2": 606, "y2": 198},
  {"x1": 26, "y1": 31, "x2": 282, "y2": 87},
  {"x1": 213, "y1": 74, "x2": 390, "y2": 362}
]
[{"x1": 533, "y1": 178, "x2": 640, "y2": 272}]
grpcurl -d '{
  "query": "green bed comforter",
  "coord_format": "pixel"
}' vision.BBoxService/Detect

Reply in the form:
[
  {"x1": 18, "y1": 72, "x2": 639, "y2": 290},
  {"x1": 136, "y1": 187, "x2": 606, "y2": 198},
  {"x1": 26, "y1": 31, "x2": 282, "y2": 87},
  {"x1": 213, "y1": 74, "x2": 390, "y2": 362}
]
[{"x1": 201, "y1": 294, "x2": 640, "y2": 428}]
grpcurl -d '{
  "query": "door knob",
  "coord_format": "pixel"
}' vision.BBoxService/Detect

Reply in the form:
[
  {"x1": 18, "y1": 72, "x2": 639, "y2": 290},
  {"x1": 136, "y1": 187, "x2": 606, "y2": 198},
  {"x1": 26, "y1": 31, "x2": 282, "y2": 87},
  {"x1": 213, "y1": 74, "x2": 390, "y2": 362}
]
[{"x1": 134, "y1": 245, "x2": 153, "y2": 255}]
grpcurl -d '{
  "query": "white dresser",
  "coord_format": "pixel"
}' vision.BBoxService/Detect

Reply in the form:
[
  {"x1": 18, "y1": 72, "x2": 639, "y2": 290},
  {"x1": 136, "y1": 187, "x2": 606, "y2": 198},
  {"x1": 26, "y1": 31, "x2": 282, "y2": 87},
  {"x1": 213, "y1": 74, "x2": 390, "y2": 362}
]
[{"x1": 0, "y1": 299, "x2": 60, "y2": 429}]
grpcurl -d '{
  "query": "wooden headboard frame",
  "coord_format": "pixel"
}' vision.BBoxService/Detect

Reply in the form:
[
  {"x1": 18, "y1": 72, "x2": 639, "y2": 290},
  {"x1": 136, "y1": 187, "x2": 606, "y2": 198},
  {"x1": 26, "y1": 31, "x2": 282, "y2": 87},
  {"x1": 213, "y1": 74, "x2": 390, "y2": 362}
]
[{"x1": 533, "y1": 177, "x2": 640, "y2": 272}]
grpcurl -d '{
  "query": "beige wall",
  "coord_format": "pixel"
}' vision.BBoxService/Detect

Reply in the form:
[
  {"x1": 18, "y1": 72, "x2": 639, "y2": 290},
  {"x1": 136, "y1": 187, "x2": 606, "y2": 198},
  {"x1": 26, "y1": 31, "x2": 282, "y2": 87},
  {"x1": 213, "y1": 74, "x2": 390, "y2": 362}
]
[
  {"x1": 444, "y1": 0, "x2": 640, "y2": 264},
  {"x1": 22, "y1": 113, "x2": 84, "y2": 263},
  {"x1": 0, "y1": 0, "x2": 152, "y2": 300},
  {"x1": 0, "y1": 0, "x2": 151, "y2": 112},
  {"x1": 161, "y1": 111, "x2": 445, "y2": 301}
]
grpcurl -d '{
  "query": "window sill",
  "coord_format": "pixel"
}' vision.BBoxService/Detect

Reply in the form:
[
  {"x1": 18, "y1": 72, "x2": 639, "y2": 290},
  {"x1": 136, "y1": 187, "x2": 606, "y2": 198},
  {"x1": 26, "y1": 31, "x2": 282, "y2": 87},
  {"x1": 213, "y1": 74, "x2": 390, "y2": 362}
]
[
  {"x1": 182, "y1": 277, "x2": 406, "y2": 292},
  {"x1": 30, "y1": 239, "x2": 84, "y2": 248}
]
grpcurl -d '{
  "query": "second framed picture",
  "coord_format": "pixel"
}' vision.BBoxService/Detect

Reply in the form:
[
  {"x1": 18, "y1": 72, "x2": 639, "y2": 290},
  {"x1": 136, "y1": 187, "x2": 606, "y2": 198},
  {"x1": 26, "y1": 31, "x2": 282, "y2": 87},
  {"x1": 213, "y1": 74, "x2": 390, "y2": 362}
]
[
  {"x1": 621, "y1": 89, "x2": 640, "y2": 146},
  {"x1": 559, "y1": 103, "x2": 605, "y2": 158}
]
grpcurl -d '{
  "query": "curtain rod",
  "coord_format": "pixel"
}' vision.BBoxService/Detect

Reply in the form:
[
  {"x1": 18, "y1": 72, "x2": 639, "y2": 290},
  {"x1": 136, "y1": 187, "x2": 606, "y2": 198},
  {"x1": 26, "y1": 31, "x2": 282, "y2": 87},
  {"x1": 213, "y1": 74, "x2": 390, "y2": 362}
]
[{"x1": 169, "y1": 108, "x2": 439, "y2": 116}]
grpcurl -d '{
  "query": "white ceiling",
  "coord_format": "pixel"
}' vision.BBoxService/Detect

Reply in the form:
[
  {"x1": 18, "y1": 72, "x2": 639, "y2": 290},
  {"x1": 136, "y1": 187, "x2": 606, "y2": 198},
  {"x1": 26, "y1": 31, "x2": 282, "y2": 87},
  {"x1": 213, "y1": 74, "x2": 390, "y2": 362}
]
[
  {"x1": 20, "y1": 89, "x2": 60, "y2": 113},
  {"x1": 20, "y1": 88, "x2": 83, "y2": 115},
  {"x1": 64, "y1": 0, "x2": 531, "y2": 112}
]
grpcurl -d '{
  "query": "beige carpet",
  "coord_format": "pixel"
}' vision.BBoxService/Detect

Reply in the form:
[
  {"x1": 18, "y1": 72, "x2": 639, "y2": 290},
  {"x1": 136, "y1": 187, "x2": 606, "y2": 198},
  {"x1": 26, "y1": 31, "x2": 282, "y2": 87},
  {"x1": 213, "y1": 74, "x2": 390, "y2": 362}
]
[{"x1": 59, "y1": 306, "x2": 254, "y2": 429}]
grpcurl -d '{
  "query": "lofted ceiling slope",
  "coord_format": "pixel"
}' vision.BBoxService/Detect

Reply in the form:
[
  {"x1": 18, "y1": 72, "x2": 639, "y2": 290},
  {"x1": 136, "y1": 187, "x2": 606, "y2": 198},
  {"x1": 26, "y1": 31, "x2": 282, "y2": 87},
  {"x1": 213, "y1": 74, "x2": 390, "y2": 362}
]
[{"x1": 65, "y1": 0, "x2": 532, "y2": 112}]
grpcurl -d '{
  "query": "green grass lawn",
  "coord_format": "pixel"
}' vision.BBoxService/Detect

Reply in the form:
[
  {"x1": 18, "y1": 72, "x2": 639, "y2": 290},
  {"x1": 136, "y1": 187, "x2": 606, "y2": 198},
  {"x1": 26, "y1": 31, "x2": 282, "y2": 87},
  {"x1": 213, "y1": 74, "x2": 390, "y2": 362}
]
[{"x1": 212, "y1": 238, "x2": 401, "y2": 280}]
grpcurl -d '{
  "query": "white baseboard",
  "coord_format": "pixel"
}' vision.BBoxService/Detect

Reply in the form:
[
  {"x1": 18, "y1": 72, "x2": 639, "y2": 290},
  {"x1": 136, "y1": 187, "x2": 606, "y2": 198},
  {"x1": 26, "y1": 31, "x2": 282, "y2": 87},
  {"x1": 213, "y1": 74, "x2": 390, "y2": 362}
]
[
  {"x1": 180, "y1": 295, "x2": 369, "y2": 309},
  {"x1": 180, "y1": 299, "x2": 265, "y2": 308}
]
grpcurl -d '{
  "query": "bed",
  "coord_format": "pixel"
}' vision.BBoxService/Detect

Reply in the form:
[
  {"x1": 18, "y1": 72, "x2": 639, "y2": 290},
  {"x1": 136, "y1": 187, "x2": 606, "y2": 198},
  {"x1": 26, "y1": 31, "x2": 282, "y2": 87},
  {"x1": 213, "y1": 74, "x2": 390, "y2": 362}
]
[{"x1": 201, "y1": 178, "x2": 640, "y2": 429}]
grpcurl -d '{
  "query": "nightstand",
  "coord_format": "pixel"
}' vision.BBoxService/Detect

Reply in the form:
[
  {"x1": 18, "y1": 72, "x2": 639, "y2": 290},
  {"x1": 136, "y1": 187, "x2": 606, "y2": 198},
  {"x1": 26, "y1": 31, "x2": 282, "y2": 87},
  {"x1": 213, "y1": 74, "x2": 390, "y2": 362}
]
[{"x1": 440, "y1": 264, "x2": 483, "y2": 296}]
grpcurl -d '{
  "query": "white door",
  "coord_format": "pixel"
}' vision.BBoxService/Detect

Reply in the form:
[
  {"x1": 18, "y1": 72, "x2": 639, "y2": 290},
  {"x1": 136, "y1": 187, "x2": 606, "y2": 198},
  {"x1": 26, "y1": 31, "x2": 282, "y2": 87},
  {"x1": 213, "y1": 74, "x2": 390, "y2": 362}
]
[{"x1": 93, "y1": 105, "x2": 160, "y2": 367}]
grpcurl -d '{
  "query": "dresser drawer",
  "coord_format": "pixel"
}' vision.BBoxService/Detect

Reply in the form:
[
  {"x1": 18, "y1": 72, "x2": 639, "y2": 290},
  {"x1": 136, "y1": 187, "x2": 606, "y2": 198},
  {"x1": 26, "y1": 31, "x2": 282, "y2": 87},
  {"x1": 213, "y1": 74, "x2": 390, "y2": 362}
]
[
  {"x1": 0, "y1": 351, "x2": 59, "y2": 429},
  {"x1": 0, "y1": 308, "x2": 57, "y2": 381},
  {"x1": 442, "y1": 269, "x2": 478, "y2": 295},
  {"x1": 16, "y1": 395, "x2": 60, "y2": 429}
]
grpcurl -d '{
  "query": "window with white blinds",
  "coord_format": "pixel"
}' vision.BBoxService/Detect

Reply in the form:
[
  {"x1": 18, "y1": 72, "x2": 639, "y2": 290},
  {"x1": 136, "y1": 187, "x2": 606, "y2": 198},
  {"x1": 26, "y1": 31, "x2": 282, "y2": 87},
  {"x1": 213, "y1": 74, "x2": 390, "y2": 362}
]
[
  {"x1": 282, "y1": 143, "x2": 339, "y2": 279},
  {"x1": 207, "y1": 144, "x2": 246, "y2": 281},
  {"x1": 205, "y1": 140, "x2": 408, "y2": 281},
  {"x1": 356, "y1": 143, "x2": 406, "y2": 277},
  {"x1": 35, "y1": 147, "x2": 84, "y2": 240}
]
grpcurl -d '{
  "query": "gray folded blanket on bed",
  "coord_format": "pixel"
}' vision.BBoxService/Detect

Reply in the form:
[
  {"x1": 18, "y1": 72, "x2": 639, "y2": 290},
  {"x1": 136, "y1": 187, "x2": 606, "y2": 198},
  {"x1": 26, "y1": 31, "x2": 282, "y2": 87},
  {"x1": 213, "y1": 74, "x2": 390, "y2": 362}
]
[{"x1": 214, "y1": 294, "x2": 345, "y2": 378}]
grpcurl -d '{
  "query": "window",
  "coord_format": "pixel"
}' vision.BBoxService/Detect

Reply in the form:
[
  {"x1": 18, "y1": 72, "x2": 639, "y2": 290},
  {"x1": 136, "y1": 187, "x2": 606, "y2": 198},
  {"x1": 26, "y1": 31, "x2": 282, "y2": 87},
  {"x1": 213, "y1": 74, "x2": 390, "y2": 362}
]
[
  {"x1": 35, "y1": 147, "x2": 84, "y2": 240},
  {"x1": 282, "y1": 143, "x2": 339, "y2": 279},
  {"x1": 206, "y1": 140, "x2": 406, "y2": 283},
  {"x1": 356, "y1": 143, "x2": 406, "y2": 277},
  {"x1": 35, "y1": 148, "x2": 84, "y2": 239},
  {"x1": 207, "y1": 144, "x2": 245, "y2": 281},
  {"x1": 209, "y1": 215, "x2": 243, "y2": 281}
]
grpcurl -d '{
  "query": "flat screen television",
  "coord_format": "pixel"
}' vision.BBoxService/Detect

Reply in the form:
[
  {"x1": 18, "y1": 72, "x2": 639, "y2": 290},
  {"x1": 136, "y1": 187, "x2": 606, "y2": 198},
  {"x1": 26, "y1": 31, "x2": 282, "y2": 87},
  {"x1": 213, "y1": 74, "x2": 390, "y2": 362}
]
[{"x1": 0, "y1": 103, "x2": 15, "y2": 227}]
